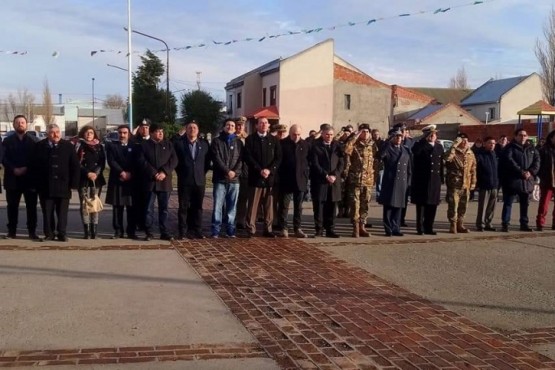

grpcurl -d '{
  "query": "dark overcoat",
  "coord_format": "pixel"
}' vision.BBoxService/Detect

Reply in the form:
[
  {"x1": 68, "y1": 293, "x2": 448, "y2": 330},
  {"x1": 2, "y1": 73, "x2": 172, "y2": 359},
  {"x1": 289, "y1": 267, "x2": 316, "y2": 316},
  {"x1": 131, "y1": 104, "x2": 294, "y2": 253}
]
[
  {"x1": 500, "y1": 141, "x2": 540, "y2": 194},
  {"x1": 309, "y1": 139, "x2": 344, "y2": 202},
  {"x1": 243, "y1": 133, "x2": 282, "y2": 188},
  {"x1": 279, "y1": 137, "x2": 310, "y2": 193},
  {"x1": 137, "y1": 139, "x2": 178, "y2": 192},
  {"x1": 210, "y1": 132, "x2": 243, "y2": 184},
  {"x1": 76, "y1": 140, "x2": 106, "y2": 188},
  {"x1": 411, "y1": 139, "x2": 443, "y2": 205},
  {"x1": 31, "y1": 139, "x2": 80, "y2": 198},
  {"x1": 2, "y1": 132, "x2": 38, "y2": 191},
  {"x1": 105, "y1": 141, "x2": 136, "y2": 205},
  {"x1": 378, "y1": 142, "x2": 412, "y2": 208},
  {"x1": 172, "y1": 135, "x2": 211, "y2": 187}
]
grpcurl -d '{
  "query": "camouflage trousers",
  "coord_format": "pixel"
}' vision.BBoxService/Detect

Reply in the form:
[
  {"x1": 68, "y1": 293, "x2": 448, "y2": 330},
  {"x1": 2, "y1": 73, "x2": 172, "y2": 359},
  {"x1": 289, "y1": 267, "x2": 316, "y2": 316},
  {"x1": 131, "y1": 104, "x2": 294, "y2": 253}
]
[
  {"x1": 446, "y1": 187, "x2": 469, "y2": 223},
  {"x1": 347, "y1": 184, "x2": 372, "y2": 224}
]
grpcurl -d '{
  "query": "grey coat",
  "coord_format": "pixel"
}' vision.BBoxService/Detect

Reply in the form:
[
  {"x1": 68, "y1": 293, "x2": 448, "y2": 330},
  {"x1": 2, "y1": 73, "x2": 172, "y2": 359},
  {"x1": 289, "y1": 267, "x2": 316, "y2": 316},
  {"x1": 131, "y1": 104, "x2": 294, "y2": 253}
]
[{"x1": 378, "y1": 142, "x2": 412, "y2": 208}]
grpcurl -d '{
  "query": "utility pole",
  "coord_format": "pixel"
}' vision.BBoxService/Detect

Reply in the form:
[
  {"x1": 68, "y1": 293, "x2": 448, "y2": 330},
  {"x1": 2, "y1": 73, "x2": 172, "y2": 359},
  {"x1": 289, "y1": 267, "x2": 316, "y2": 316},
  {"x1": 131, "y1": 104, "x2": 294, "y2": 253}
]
[{"x1": 196, "y1": 71, "x2": 202, "y2": 90}]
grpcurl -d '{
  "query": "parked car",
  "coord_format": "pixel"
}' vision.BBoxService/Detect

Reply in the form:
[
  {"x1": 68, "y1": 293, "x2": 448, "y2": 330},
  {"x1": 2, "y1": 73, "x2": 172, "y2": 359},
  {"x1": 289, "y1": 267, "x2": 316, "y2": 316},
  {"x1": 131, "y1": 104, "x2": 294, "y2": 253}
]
[
  {"x1": 27, "y1": 131, "x2": 47, "y2": 140},
  {"x1": 437, "y1": 139, "x2": 454, "y2": 151},
  {"x1": 103, "y1": 131, "x2": 119, "y2": 144}
]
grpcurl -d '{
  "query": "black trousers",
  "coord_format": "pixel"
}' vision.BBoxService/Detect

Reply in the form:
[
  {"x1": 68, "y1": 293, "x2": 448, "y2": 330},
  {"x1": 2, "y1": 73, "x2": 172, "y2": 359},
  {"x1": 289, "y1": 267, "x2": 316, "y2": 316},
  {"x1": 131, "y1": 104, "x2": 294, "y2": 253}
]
[
  {"x1": 6, "y1": 188, "x2": 38, "y2": 235},
  {"x1": 278, "y1": 191, "x2": 305, "y2": 231},
  {"x1": 40, "y1": 196, "x2": 70, "y2": 238},
  {"x1": 177, "y1": 185, "x2": 205, "y2": 236},
  {"x1": 400, "y1": 186, "x2": 410, "y2": 224},
  {"x1": 383, "y1": 205, "x2": 402, "y2": 235},
  {"x1": 131, "y1": 188, "x2": 149, "y2": 230},
  {"x1": 415, "y1": 204, "x2": 438, "y2": 233},
  {"x1": 112, "y1": 205, "x2": 134, "y2": 235},
  {"x1": 313, "y1": 199, "x2": 336, "y2": 233}
]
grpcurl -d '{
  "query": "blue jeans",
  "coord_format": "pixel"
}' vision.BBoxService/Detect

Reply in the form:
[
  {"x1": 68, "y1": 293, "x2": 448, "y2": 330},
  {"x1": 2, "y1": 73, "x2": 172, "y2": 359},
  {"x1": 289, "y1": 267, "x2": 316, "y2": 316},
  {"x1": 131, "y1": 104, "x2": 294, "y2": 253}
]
[
  {"x1": 501, "y1": 190, "x2": 530, "y2": 227},
  {"x1": 145, "y1": 191, "x2": 170, "y2": 235},
  {"x1": 212, "y1": 182, "x2": 239, "y2": 236}
]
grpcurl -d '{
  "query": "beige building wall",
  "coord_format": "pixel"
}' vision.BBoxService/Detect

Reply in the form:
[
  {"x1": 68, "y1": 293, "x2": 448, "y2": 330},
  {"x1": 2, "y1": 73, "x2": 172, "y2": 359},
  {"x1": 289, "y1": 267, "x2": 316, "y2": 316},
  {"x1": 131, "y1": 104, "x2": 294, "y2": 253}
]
[
  {"x1": 422, "y1": 107, "x2": 480, "y2": 126},
  {"x1": 501, "y1": 74, "x2": 543, "y2": 122},
  {"x1": 261, "y1": 72, "x2": 279, "y2": 107},
  {"x1": 279, "y1": 40, "x2": 335, "y2": 134},
  {"x1": 333, "y1": 80, "x2": 390, "y2": 134}
]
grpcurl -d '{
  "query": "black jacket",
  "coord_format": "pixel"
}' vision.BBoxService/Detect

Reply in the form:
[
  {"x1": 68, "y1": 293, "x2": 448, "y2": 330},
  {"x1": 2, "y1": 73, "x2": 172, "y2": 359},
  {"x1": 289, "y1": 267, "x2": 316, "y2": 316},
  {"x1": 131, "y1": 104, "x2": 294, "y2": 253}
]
[
  {"x1": 31, "y1": 139, "x2": 80, "y2": 198},
  {"x1": 2, "y1": 132, "x2": 38, "y2": 191},
  {"x1": 172, "y1": 135, "x2": 211, "y2": 187},
  {"x1": 500, "y1": 140, "x2": 540, "y2": 194},
  {"x1": 279, "y1": 137, "x2": 310, "y2": 193},
  {"x1": 309, "y1": 139, "x2": 344, "y2": 202},
  {"x1": 137, "y1": 139, "x2": 178, "y2": 192},
  {"x1": 475, "y1": 148, "x2": 499, "y2": 190},
  {"x1": 76, "y1": 140, "x2": 106, "y2": 188},
  {"x1": 105, "y1": 141, "x2": 136, "y2": 204},
  {"x1": 411, "y1": 139, "x2": 443, "y2": 205},
  {"x1": 244, "y1": 133, "x2": 282, "y2": 188},
  {"x1": 537, "y1": 145, "x2": 555, "y2": 188},
  {"x1": 378, "y1": 142, "x2": 412, "y2": 208},
  {"x1": 210, "y1": 132, "x2": 243, "y2": 184}
]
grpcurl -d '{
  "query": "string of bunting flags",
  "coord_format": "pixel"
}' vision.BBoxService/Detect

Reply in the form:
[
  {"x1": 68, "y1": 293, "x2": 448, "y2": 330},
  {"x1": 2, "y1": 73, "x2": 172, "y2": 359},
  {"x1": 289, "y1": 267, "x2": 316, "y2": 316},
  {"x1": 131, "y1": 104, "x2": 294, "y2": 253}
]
[{"x1": 2, "y1": 0, "x2": 491, "y2": 57}]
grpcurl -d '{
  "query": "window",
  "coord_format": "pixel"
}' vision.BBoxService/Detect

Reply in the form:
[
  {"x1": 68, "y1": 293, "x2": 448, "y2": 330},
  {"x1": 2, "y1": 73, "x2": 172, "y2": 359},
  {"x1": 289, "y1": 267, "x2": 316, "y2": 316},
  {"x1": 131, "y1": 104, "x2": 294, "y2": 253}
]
[
  {"x1": 270, "y1": 85, "x2": 277, "y2": 106},
  {"x1": 229, "y1": 95, "x2": 233, "y2": 111},
  {"x1": 237, "y1": 92, "x2": 242, "y2": 109},
  {"x1": 344, "y1": 94, "x2": 351, "y2": 110},
  {"x1": 489, "y1": 107, "x2": 496, "y2": 120},
  {"x1": 262, "y1": 88, "x2": 267, "y2": 107}
]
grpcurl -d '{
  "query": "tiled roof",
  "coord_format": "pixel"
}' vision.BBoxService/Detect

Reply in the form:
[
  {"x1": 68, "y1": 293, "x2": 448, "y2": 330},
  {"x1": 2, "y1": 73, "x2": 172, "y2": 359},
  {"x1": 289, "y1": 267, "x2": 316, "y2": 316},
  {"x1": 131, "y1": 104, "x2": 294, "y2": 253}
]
[
  {"x1": 517, "y1": 100, "x2": 555, "y2": 115},
  {"x1": 411, "y1": 87, "x2": 473, "y2": 104},
  {"x1": 407, "y1": 104, "x2": 444, "y2": 120},
  {"x1": 460, "y1": 75, "x2": 530, "y2": 106}
]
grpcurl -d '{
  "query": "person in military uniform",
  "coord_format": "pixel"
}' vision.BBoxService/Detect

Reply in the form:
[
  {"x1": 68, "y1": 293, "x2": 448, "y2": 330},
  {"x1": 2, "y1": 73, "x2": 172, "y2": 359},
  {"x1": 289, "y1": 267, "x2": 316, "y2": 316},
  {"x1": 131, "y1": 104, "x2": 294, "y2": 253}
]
[
  {"x1": 444, "y1": 133, "x2": 477, "y2": 234},
  {"x1": 343, "y1": 123, "x2": 375, "y2": 237},
  {"x1": 336, "y1": 125, "x2": 353, "y2": 218},
  {"x1": 411, "y1": 124, "x2": 444, "y2": 235}
]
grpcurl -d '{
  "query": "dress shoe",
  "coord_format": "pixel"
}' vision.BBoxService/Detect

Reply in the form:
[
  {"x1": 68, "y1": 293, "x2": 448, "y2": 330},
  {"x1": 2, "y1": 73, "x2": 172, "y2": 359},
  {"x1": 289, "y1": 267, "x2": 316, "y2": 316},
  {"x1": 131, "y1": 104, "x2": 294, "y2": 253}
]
[
  {"x1": 44, "y1": 234, "x2": 56, "y2": 241},
  {"x1": 325, "y1": 231, "x2": 340, "y2": 238},
  {"x1": 520, "y1": 226, "x2": 533, "y2": 232},
  {"x1": 294, "y1": 229, "x2": 307, "y2": 238},
  {"x1": 384, "y1": 232, "x2": 392, "y2": 237},
  {"x1": 417, "y1": 231, "x2": 424, "y2": 235},
  {"x1": 28, "y1": 233, "x2": 42, "y2": 241},
  {"x1": 392, "y1": 232, "x2": 404, "y2": 237},
  {"x1": 58, "y1": 235, "x2": 68, "y2": 242},
  {"x1": 176, "y1": 234, "x2": 188, "y2": 241},
  {"x1": 314, "y1": 229, "x2": 323, "y2": 237},
  {"x1": 424, "y1": 231, "x2": 437, "y2": 235},
  {"x1": 281, "y1": 229, "x2": 289, "y2": 238},
  {"x1": 501, "y1": 225, "x2": 509, "y2": 232},
  {"x1": 193, "y1": 232, "x2": 206, "y2": 239},
  {"x1": 484, "y1": 226, "x2": 496, "y2": 232},
  {"x1": 263, "y1": 231, "x2": 277, "y2": 238},
  {"x1": 144, "y1": 234, "x2": 154, "y2": 241},
  {"x1": 6, "y1": 232, "x2": 16, "y2": 239},
  {"x1": 476, "y1": 227, "x2": 484, "y2": 232},
  {"x1": 128, "y1": 234, "x2": 139, "y2": 240},
  {"x1": 160, "y1": 234, "x2": 175, "y2": 241}
]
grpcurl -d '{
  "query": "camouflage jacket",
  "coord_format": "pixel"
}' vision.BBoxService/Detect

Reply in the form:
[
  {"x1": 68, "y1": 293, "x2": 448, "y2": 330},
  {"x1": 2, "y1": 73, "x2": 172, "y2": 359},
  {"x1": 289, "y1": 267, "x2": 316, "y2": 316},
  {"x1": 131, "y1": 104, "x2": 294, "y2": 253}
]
[
  {"x1": 343, "y1": 136, "x2": 375, "y2": 187},
  {"x1": 444, "y1": 146, "x2": 477, "y2": 190}
]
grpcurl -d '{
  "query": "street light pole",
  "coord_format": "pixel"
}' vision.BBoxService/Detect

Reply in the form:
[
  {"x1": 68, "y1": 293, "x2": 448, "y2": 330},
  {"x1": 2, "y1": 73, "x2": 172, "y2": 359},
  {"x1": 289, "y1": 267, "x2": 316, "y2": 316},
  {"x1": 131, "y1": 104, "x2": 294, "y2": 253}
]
[
  {"x1": 92, "y1": 77, "x2": 95, "y2": 130},
  {"x1": 124, "y1": 27, "x2": 170, "y2": 122},
  {"x1": 127, "y1": 0, "x2": 133, "y2": 131}
]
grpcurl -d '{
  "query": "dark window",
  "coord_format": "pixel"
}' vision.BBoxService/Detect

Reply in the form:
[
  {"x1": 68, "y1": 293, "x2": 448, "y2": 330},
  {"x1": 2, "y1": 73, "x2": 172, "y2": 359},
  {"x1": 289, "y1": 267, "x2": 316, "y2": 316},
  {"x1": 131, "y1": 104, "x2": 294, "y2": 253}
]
[
  {"x1": 262, "y1": 88, "x2": 267, "y2": 107},
  {"x1": 270, "y1": 85, "x2": 277, "y2": 106},
  {"x1": 344, "y1": 94, "x2": 351, "y2": 110},
  {"x1": 489, "y1": 107, "x2": 496, "y2": 120},
  {"x1": 237, "y1": 92, "x2": 242, "y2": 109},
  {"x1": 229, "y1": 95, "x2": 233, "y2": 111}
]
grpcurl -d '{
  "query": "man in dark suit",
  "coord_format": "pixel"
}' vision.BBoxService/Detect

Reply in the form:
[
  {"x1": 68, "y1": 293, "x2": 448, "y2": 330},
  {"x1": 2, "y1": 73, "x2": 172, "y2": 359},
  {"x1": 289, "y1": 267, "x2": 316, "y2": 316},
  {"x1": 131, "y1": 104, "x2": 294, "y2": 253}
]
[
  {"x1": 137, "y1": 123, "x2": 178, "y2": 241},
  {"x1": 172, "y1": 120, "x2": 211, "y2": 239},
  {"x1": 31, "y1": 123, "x2": 80, "y2": 241},
  {"x1": 309, "y1": 124, "x2": 344, "y2": 238},
  {"x1": 243, "y1": 117, "x2": 282, "y2": 237},
  {"x1": 130, "y1": 118, "x2": 152, "y2": 232},
  {"x1": 2, "y1": 115, "x2": 40, "y2": 240},
  {"x1": 105, "y1": 125, "x2": 136, "y2": 239},
  {"x1": 278, "y1": 124, "x2": 310, "y2": 238}
]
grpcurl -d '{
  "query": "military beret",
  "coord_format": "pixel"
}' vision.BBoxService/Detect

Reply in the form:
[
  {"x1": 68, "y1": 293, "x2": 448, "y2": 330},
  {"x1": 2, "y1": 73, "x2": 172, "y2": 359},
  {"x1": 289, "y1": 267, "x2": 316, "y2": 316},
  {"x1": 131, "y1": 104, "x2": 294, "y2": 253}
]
[{"x1": 358, "y1": 123, "x2": 370, "y2": 131}]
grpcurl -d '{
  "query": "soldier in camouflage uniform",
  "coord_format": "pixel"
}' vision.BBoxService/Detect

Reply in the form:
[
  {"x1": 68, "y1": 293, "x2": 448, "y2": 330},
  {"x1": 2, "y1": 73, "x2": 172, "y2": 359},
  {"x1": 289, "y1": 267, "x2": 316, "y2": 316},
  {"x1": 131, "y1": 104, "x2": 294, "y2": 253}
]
[
  {"x1": 444, "y1": 133, "x2": 477, "y2": 234},
  {"x1": 343, "y1": 123, "x2": 375, "y2": 237}
]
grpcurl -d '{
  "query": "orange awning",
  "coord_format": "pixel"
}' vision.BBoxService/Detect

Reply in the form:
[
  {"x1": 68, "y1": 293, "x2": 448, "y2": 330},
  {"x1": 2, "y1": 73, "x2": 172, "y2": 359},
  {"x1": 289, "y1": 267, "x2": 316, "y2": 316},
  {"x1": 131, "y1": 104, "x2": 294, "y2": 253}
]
[
  {"x1": 517, "y1": 100, "x2": 555, "y2": 116},
  {"x1": 248, "y1": 105, "x2": 279, "y2": 119}
]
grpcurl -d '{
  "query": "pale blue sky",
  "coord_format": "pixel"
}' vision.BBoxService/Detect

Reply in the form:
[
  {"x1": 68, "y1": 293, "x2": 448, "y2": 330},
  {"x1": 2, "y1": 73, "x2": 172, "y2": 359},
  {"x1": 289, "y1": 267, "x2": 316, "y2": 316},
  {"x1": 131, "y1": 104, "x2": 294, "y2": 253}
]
[{"x1": 0, "y1": 0, "x2": 551, "y2": 104}]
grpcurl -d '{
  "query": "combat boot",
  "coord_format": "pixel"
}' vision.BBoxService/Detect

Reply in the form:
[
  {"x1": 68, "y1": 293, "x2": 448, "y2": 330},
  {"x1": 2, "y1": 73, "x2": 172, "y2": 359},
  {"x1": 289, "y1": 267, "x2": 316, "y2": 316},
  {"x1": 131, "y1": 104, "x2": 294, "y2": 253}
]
[
  {"x1": 359, "y1": 222, "x2": 370, "y2": 237},
  {"x1": 352, "y1": 223, "x2": 359, "y2": 238},
  {"x1": 449, "y1": 222, "x2": 457, "y2": 234},
  {"x1": 456, "y1": 219, "x2": 469, "y2": 233}
]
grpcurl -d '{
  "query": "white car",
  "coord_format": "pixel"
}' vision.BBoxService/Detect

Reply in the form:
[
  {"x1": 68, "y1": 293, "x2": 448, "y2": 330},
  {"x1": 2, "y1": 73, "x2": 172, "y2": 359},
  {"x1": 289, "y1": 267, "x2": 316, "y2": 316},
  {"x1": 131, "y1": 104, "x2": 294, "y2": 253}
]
[{"x1": 437, "y1": 139, "x2": 454, "y2": 151}]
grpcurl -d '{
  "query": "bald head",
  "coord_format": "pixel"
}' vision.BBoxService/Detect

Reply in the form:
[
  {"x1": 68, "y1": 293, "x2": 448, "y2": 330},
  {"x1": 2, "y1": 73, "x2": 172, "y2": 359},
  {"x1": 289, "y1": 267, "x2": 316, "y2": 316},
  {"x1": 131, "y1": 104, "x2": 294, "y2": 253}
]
[{"x1": 289, "y1": 124, "x2": 302, "y2": 142}]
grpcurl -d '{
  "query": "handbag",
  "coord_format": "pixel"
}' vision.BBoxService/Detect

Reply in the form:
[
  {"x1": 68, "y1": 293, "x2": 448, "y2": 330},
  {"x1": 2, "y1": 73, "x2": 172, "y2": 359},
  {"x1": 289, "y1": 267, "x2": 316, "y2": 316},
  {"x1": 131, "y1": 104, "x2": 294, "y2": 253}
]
[{"x1": 83, "y1": 181, "x2": 104, "y2": 214}]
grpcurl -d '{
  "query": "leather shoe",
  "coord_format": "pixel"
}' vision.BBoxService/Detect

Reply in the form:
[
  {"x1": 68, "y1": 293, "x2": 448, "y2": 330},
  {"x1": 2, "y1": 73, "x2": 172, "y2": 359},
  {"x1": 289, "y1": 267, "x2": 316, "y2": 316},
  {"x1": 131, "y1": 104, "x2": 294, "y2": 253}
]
[
  {"x1": 520, "y1": 226, "x2": 533, "y2": 232},
  {"x1": 484, "y1": 226, "x2": 496, "y2": 232},
  {"x1": 144, "y1": 234, "x2": 154, "y2": 241},
  {"x1": 417, "y1": 231, "x2": 424, "y2": 235},
  {"x1": 263, "y1": 231, "x2": 277, "y2": 238},
  {"x1": 392, "y1": 232, "x2": 404, "y2": 237},
  {"x1": 160, "y1": 234, "x2": 175, "y2": 241},
  {"x1": 193, "y1": 232, "x2": 206, "y2": 239},
  {"x1": 29, "y1": 233, "x2": 42, "y2": 241},
  {"x1": 6, "y1": 232, "x2": 16, "y2": 239},
  {"x1": 325, "y1": 231, "x2": 340, "y2": 238},
  {"x1": 424, "y1": 231, "x2": 437, "y2": 235},
  {"x1": 384, "y1": 232, "x2": 392, "y2": 237},
  {"x1": 44, "y1": 234, "x2": 56, "y2": 241},
  {"x1": 58, "y1": 235, "x2": 68, "y2": 242},
  {"x1": 501, "y1": 226, "x2": 509, "y2": 232},
  {"x1": 128, "y1": 234, "x2": 139, "y2": 240},
  {"x1": 476, "y1": 227, "x2": 484, "y2": 232},
  {"x1": 314, "y1": 229, "x2": 323, "y2": 237}
]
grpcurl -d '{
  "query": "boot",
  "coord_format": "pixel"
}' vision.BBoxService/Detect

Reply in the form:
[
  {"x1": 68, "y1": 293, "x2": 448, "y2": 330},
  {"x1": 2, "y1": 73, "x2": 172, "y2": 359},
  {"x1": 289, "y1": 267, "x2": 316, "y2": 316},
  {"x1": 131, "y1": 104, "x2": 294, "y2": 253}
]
[
  {"x1": 359, "y1": 222, "x2": 370, "y2": 237},
  {"x1": 449, "y1": 222, "x2": 457, "y2": 234},
  {"x1": 352, "y1": 223, "x2": 359, "y2": 238},
  {"x1": 83, "y1": 224, "x2": 90, "y2": 239},
  {"x1": 90, "y1": 223, "x2": 97, "y2": 239},
  {"x1": 457, "y1": 219, "x2": 469, "y2": 233}
]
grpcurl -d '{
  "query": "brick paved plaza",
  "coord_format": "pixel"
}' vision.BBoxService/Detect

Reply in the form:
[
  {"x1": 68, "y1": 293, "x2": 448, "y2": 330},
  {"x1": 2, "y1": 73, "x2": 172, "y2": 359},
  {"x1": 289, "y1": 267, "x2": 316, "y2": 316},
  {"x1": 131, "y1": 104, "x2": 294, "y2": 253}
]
[{"x1": 0, "y1": 195, "x2": 554, "y2": 369}]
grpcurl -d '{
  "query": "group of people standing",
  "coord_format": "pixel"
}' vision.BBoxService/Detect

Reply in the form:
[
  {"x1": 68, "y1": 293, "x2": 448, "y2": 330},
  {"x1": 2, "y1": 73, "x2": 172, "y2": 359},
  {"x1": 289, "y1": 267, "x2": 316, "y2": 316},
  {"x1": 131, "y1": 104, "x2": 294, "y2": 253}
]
[{"x1": 2, "y1": 113, "x2": 555, "y2": 241}]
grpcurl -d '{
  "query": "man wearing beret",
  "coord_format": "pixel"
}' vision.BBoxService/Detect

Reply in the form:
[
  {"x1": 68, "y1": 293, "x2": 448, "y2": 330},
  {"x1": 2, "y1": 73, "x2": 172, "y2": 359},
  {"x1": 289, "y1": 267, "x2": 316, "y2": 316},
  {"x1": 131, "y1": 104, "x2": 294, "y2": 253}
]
[{"x1": 444, "y1": 133, "x2": 477, "y2": 233}]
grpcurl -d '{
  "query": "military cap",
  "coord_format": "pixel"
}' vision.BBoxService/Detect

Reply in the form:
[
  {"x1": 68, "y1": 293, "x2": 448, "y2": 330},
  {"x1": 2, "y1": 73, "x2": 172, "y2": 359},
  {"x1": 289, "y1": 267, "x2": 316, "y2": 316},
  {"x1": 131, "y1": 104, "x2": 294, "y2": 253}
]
[
  {"x1": 388, "y1": 127, "x2": 404, "y2": 137},
  {"x1": 358, "y1": 123, "x2": 371, "y2": 131},
  {"x1": 139, "y1": 118, "x2": 151, "y2": 126},
  {"x1": 422, "y1": 124, "x2": 438, "y2": 137}
]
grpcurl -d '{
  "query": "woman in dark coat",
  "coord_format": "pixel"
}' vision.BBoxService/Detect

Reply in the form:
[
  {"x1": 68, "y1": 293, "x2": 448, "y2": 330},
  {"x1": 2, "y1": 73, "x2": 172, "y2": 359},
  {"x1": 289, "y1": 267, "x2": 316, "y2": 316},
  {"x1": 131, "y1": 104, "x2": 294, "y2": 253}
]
[
  {"x1": 411, "y1": 125, "x2": 444, "y2": 235},
  {"x1": 378, "y1": 128, "x2": 412, "y2": 236},
  {"x1": 309, "y1": 125, "x2": 344, "y2": 238},
  {"x1": 76, "y1": 125, "x2": 106, "y2": 239}
]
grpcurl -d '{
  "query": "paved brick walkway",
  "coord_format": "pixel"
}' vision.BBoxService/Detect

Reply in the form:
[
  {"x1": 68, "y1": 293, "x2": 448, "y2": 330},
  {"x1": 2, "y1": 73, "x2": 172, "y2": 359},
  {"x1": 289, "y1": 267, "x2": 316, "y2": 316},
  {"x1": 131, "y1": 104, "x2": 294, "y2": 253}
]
[{"x1": 175, "y1": 237, "x2": 555, "y2": 369}]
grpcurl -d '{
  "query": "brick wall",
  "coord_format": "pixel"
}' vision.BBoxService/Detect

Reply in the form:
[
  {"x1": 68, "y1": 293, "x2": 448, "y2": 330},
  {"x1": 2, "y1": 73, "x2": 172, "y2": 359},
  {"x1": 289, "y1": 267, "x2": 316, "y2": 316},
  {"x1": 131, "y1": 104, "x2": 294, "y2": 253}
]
[
  {"x1": 459, "y1": 121, "x2": 553, "y2": 141},
  {"x1": 333, "y1": 64, "x2": 389, "y2": 89}
]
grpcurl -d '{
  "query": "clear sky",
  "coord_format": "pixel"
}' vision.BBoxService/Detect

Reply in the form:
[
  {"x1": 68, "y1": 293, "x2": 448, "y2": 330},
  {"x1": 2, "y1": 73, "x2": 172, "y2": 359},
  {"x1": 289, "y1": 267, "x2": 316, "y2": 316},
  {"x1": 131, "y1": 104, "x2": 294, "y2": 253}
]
[{"x1": 0, "y1": 0, "x2": 551, "y2": 105}]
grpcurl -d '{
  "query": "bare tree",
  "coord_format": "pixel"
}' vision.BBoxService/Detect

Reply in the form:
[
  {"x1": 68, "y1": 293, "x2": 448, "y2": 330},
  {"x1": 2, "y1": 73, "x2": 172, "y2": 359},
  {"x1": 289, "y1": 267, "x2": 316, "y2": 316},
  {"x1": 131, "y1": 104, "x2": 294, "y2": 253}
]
[
  {"x1": 449, "y1": 66, "x2": 469, "y2": 89},
  {"x1": 1, "y1": 89, "x2": 36, "y2": 123},
  {"x1": 42, "y1": 79, "x2": 54, "y2": 125},
  {"x1": 536, "y1": 8, "x2": 555, "y2": 106},
  {"x1": 104, "y1": 94, "x2": 126, "y2": 109}
]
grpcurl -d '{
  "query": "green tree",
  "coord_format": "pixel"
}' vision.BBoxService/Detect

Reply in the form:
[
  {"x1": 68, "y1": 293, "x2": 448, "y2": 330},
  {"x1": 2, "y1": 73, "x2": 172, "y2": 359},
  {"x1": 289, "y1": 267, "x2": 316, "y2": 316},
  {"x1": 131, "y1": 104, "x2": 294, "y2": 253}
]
[
  {"x1": 132, "y1": 50, "x2": 176, "y2": 124},
  {"x1": 180, "y1": 90, "x2": 223, "y2": 134}
]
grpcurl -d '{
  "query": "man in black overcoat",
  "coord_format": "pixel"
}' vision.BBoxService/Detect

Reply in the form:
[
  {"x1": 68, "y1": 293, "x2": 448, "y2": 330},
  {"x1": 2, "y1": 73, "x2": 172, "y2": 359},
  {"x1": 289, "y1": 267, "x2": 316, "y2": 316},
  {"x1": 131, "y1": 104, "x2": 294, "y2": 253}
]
[
  {"x1": 309, "y1": 124, "x2": 344, "y2": 238},
  {"x1": 31, "y1": 123, "x2": 80, "y2": 241}
]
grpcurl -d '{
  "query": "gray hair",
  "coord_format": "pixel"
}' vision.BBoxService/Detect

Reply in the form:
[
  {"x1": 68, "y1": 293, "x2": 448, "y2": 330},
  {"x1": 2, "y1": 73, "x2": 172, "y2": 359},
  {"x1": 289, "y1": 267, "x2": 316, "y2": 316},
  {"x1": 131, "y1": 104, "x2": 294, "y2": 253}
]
[{"x1": 46, "y1": 123, "x2": 59, "y2": 132}]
